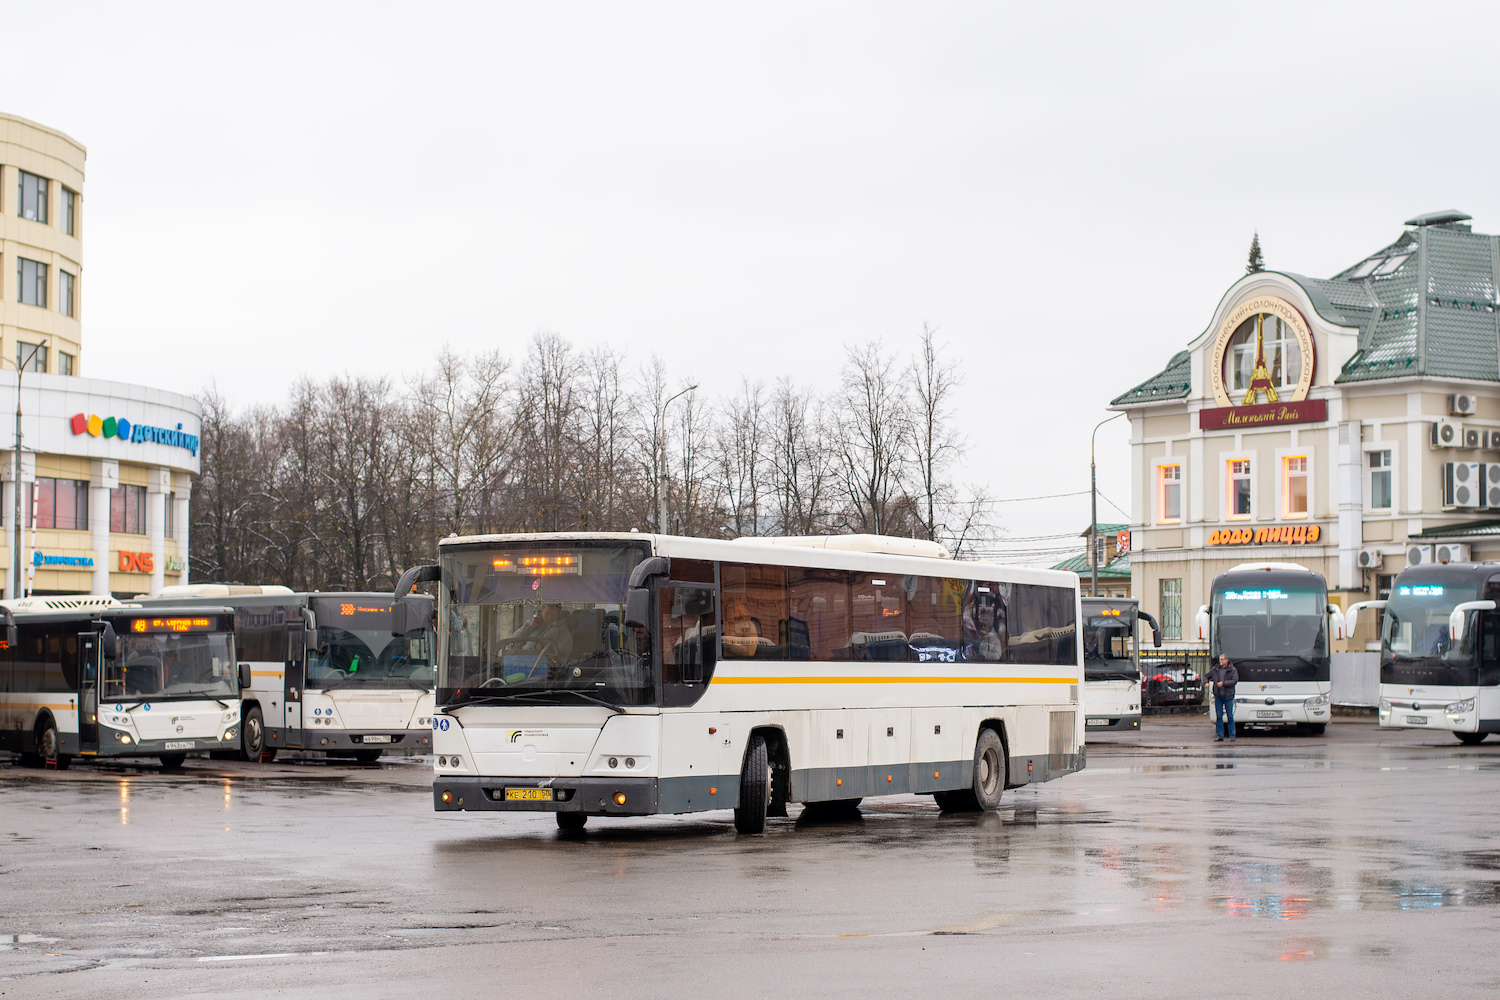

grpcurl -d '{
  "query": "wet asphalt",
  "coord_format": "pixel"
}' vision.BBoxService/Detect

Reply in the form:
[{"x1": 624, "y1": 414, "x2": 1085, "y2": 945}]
[{"x1": 3, "y1": 716, "x2": 1500, "y2": 999}]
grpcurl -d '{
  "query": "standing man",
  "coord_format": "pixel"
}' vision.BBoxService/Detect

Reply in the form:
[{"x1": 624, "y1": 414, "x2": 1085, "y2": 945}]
[{"x1": 1210, "y1": 653, "x2": 1239, "y2": 742}]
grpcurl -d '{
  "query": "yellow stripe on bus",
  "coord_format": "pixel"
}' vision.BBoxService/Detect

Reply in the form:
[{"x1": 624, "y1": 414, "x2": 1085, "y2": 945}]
[
  {"x1": 250, "y1": 671, "x2": 285, "y2": 678},
  {"x1": 711, "y1": 675, "x2": 1073, "y2": 685}
]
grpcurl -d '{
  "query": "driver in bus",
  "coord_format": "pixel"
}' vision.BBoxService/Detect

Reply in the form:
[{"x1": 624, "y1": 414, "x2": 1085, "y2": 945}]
[{"x1": 512, "y1": 604, "x2": 574, "y2": 660}]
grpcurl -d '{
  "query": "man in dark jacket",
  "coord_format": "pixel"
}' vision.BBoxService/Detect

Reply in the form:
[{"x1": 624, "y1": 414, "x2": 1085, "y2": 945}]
[{"x1": 1209, "y1": 654, "x2": 1239, "y2": 742}]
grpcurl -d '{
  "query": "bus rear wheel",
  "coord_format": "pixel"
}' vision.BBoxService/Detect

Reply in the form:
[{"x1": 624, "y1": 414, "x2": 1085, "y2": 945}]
[
  {"x1": 734, "y1": 733, "x2": 771, "y2": 835},
  {"x1": 1455, "y1": 732, "x2": 1489, "y2": 745},
  {"x1": 936, "y1": 729, "x2": 1006, "y2": 813},
  {"x1": 37, "y1": 721, "x2": 70, "y2": 771},
  {"x1": 556, "y1": 813, "x2": 588, "y2": 831}
]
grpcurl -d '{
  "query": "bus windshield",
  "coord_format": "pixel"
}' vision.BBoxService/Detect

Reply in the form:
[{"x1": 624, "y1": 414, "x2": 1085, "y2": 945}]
[
  {"x1": 440, "y1": 543, "x2": 650, "y2": 707},
  {"x1": 1083, "y1": 610, "x2": 1138, "y2": 680},
  {"x1": 1211, "y1": 582, "x2": 1328, "y2": 682},
  {"x1": 307, "y1": 599, "x2": 434, "y2": 689},
  {"x1": 1382, "y1": 580, "x2": 1480, "y2": 686},
  {"x1": 109, "y1": 632, "x2": 237, "y2": 701}
]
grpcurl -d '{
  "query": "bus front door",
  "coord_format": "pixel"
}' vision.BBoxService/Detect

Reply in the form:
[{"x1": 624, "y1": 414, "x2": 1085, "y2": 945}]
[
  {"x1": 77, "y1": 632, "x2": 101, "y2": 753},
  {"x1": 284, "y1": 623, "x2": 305, "y2": 737}
]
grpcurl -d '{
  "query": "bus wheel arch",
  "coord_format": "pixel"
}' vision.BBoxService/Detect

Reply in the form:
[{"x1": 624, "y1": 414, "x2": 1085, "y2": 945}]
[
  {"x1": 240, "y1": 702, "x2": 270, "y2": 761},
  {"x1": 936, "y1": 724, "x2": 1006, "y2": 813},
  {"x1": 734, "y1": 729, "x2": 780, "y2": 835},
  {"x1": 979, "y1": 719, "x2": 1012, "y2": 789},
  {"x1": 750, "y1": 726, "x2": 791, "y2": 818},
  {"x1": 35, "y1": 713, "x2": 70, "y2": 770}
]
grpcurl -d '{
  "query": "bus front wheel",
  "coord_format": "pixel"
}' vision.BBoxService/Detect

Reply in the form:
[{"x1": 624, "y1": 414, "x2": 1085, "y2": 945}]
[
  {"x1": 734, "y1": 734, "x2": 771, "y2": 835},
  {"x1": 241, "y1": 705, "x2": 269, "y2": 761},
  {"x1": 1455, "y1": 732, "x2": 1489, "y2": 745},
  {"x1": 936, "y1": 729, "x2": 1006, "y2": 813},
  {"x1": 556, "y1": 813, "x2": 588, "y2": 831},
  {"x1": 37, "y1": 721, "x2": 70, "y2": 771},
  {"x1": 158, "y1": 754, "x2": 188, "y2": 769}
]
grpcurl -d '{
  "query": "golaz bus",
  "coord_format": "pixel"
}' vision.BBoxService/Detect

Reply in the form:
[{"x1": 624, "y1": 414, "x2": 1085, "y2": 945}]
[
  {"x1": 1348, "y1": 562, "x2": 1500, "y2": 744},
  {"x1": 0, "y1": 596, "x2": 244, "y2": 769},
  {"x1": 142, "y1": 587, "x2": 436, "y2": 762},
  {"x1": 398, "y1": 532, "x2": 1086, "y2": 834},
  {"x1": 1194, "y1": 562, "x2": 1342, "y2": 733},
  {"x1": 1081, "y1": 597, "x2": 1160, "y2": 735}
]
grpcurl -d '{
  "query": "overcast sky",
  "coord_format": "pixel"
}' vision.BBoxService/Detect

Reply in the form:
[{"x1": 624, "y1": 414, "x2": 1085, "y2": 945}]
[{"x1": 6, "y1": 1, "x2": 1499, "y2": 562}]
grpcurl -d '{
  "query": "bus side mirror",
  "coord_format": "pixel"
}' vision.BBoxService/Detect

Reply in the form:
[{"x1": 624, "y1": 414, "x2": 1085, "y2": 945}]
[
  {"x1": 1138, "y1": 610, "x2": 1162, "y2": 648},
  {"x1": 1194, "y1": 606, "x2": 1210, "y2": 642},
  {"x1": 1345, "y1": 600, "x2": 1386, "y2": 637},
  {"x1": 1450, "y1": 601, "x2": 1496, "y2": 643},
  {"x1": 624, "y1": 588, "x2": 650, "y2": 629},
  {"x1": 2, "y1": 607, "x2": 14, "y2": 648},
  {"x1": 394, "y1": 564, "x2": 440, "y2": 601},
  {"x1": 391, "y1": 597, "x2": 433, "y2": 637},
  {"x1": 238, "y1": 662, "x2": 252, "y2": 690},
  {"x1": 1328, "y1": 606, "x2": 1346, "y2": 642},
  {"x1": 100, "y1": 622, "x2": 117, "y2": 661}
]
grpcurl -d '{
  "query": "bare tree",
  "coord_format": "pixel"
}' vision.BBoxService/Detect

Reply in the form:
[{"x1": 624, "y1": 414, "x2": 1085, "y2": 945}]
[
  {"x1": 909, "y1": 323, "x2": 964, "y2": 542},
  {"x1": 833, "y1": 340, "x2": 913, "y2": 535},
  {"x1": 713, "y1": 378, "x2": 766, "y2": 537}
]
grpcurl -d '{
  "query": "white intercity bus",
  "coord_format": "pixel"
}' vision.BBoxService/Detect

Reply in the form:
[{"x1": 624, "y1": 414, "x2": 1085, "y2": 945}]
[
  {"x1": 399, "y1": 532, "x2": 1086, "y2": 833},
  {"x1": 0, "y1": 596, "x2": 245, "y2": 769},
  {"x1": 1194, "y1": 562, "x2": 1343, "y2": 733},
  {"x1": 1081, "y1": 597, "x2": 1160, "y2": 735},
  {"x1": 142, "y1": 588, "x2": 436, "y2": 762},
  {"x1": 1348, "y1": 562, "x2": 1500, "y2": 744}
]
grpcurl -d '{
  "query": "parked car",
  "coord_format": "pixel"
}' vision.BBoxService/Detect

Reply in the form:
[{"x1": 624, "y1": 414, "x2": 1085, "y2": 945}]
[{"x1": 1142, "y1": 658, "x2": 1205, "y2": 706}]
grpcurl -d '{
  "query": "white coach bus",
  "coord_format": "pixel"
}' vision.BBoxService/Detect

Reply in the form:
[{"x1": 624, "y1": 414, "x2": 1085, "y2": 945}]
[
  {"x1": 0, "y1": 597, "x2": 245, "y2": 769},
  {"x1": 398, "y1": 532, "x2": 1086, "y2": 834},
  {"x1": 141, "y1": 588, "x2": 436, "y2": 762}
]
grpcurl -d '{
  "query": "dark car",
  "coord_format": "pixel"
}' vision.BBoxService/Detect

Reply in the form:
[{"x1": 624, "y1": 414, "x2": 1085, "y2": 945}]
[{"x1": 1142, "y1": 658, "x2": 1205, "y2": 706}]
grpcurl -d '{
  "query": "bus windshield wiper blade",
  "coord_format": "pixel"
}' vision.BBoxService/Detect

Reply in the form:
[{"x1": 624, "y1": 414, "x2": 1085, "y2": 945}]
[
  {"x1": 552, "y1": 689, "x2": 624, "y2": 712},
  {"x1": 172, "y1": 690, "x2": 231, "y2": 706},
  {"x1": 445, "y1": 689, "x2": 622, "y2": 711}
]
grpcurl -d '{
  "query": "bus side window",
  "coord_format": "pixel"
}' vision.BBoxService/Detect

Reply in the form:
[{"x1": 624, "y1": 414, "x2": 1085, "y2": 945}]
[
  {"x1": 790, "y1": 568, "x2": 848, "y2": 661},
  {"x1": 965, "y1": 583, "x2": 1007, "y2": 663},
  {"x1": 850, "y1": 572, "x2": 909, "y2": 662},
  {"x1": 909, "y1": 576, "x2": 966, "y2": 662},
  {"x1": 1482, "y1": 615, "x2": 1500, "y2": 687},
  {"x1": 661, "y1": 586, "x2": 716, "y2": 683},
  {"x1": 720, "y1": 563, "x2": 788, "y2": 660}
]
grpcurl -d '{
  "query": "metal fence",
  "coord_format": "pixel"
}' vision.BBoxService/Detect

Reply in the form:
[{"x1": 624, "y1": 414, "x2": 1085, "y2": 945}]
[
  {"x1": 1141, "y1": 647, "x2": 1210, "y2": 708},
  {"x1": 1331, "y1": 652, "x2": 1380, "y2": 707}
]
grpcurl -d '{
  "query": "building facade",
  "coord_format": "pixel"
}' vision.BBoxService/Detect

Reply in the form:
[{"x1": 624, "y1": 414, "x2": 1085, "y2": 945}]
[
  {"x1": 0, "y1": 112, "x2": 198, "y2": 598},
  {"x1": 1112, "y1": 210, "x2": 1500, "y2": 647}
]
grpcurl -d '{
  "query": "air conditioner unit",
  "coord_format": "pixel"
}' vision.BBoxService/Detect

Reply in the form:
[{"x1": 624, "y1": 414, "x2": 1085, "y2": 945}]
[
  {"x1": 1407, "y1": 544, "x2": 1434, "y2": 566},
  {"x1": 1444, "y1": 461, "x2": 1483, "y2": 507},
  {"x1": 1465, "y1": 426, "x2": 1485, "y2": 449},
  {"x1": 1356, "y1": 549, "x2": 1383, "y2": 569},
  {"x1": 1486, "y1": 463, "x2": 1500, "y2": 507},
  {"x1": 1450, "y1": 393, "x2": 1479, "y2": 416},
  {"x1": 1484, "y1": 430, "x2": 1500, "y2": 451},
  {"x1": 1433, "y1": 417, "x2": 1461, "y2": 448},
  {"x1": 1436, "y1": 542, "x2": 1471, "y2": 564}
]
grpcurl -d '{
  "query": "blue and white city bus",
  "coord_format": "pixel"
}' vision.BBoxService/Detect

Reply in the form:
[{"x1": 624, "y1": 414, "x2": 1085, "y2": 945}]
[
  {"x1": 1081, "y1": 596, "x2": 1160, "y2": 735},
  {"x1": 1349, "y1": 562, "x2": 1500, "y2": 744},
  {"x1": 399, "y1": 532, "x2": 1086, "y2": 834}
]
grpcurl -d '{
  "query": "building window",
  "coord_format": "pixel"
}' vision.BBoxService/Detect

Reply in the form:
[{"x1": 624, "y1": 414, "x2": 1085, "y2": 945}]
[
  {"x1": 59, "y1": 270, "x2": 75, "y2": 318},
  {"x1": 1160, "y1": 578, "x2": 1183, "y2": 640},
  {"x1": 18, "y1": 170, "x2": 48, "y2": 223},
  {"x1": 1227, "y1": 459, "x2": 1252, "y2": 518},
  {"x1": 16, "y1": 342, "x2": 46, "y2": 373},
  {"x1": 1283, "y1": 455, "x2": 1309, "y2": 517},
  {"x1": 1158, "y1": 463, "x2": 1182, "y2": 523},
  {"x1": 32, "y1": 477, "x2": 89, "y2": 530},
  {"x1": 17, "y1": 258, "x2": 47, "y2": 307},
  {"x1": 1376, "y1": 573, "x2": 1394, "y2": 601},
  {"x1": 61, "y1": 186, "x2": 76, "y2": 236},
  {"x1": 1226, "y1": 313, "x2": 1301, "y2": 397},
  {"x1": 1369, "y1": 449, "x2": 1392, "y2": 510},
  {"x1": 58, "y1": 352, "x2": 74, "y2": 376},
  {"x1": 110, "y1": 484, "x2": 146, "y2": 535},
  {"x1": 165, "y1": 492, "x2": 176, "y2": 538}
]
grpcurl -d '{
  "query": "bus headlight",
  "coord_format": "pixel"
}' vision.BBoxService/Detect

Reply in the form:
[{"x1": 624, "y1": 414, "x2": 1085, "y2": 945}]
[
  {"x1": 222, "y1": 728, "x2": 238, "y2": 741},
  {"x1": 1303, "y1": 693, "x2": 1330, "y2": 709},
  {"x1": 1379, "y1": 698, "x2": 1392, "y2": 712},
  {"x1": 1445, "y1": 698, "x2": 1476, "y2": 714},
  {"x1": 115, "y1": 732, "x2": 133, "y2": 744}
]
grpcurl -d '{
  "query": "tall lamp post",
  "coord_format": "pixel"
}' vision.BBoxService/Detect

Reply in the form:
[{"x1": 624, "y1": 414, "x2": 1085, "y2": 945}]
[
  {"x1": 657, "y1": 384, "x2": 698, "y2": 535},
  {"x1": 1090, "y1": 411, "x2": 1124, "y2": 599},
  {"x1": 5, "y1": 339, "x2": 48, "y2": 599}
]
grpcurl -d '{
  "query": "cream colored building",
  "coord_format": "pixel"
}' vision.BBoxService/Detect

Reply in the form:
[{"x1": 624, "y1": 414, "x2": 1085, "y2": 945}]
[
  {"x1": 1112, "y1": 210, "x2": 1500, "y2": 646},
  {"x1": 0, "y1": 112, "x2": 198, "y2": 598}
]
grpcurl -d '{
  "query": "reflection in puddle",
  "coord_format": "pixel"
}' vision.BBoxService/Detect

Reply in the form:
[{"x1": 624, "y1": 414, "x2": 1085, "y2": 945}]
[{"x1": 0, "y1": 933, "x2": 61, "y2": 949}]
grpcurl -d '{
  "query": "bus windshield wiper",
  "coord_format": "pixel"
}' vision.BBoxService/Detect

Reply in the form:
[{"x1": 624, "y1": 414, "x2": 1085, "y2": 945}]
[
  {"x1": 171, "y1": 690, "x2": 231, "y2": 707},
  {"x1": 445, "y1": 689, "x2": 622, "y2": 712}
]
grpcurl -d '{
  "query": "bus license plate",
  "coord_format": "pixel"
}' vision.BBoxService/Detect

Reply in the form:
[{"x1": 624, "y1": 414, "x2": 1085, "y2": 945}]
[
  {"x1": 1255, "y1": 711, "x2": 1281, "y2": 719},
  {"x1": 1086, "y1": 718, "x2": 1108, "y2": 726},
  {"x1": 165, "y1": 740, "x2": 195, "y2": 750},
  {"x1": 361, "y1": 735, "x2": 392, "y2": 744},
  {"x1": 1407, "y1": 715, "x2": 1428, "y2": 725},
  {"x1": 505, "y1": 788, "x2": 553, "y2": 801}
]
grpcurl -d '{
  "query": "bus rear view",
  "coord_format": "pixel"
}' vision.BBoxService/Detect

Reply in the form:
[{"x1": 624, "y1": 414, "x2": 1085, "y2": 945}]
[{"x1": 1202, "y1": 563, "x2": 1336, "y2": 733}]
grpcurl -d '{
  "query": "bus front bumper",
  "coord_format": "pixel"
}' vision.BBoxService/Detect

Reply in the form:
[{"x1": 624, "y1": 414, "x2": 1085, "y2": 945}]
[
  {"x1": 434, "y1": 776, "x2": 659, "y2": 816},
  {"x1": 1084, "y1": 714, "x2": 1141, "y2": 733},
  {"x1": 271, "y1": 728, "x2": 432, "y2": 752}
]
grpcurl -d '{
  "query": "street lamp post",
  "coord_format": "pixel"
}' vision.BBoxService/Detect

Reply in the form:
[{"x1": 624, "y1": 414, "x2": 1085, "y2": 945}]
[
  {"x1": 1090, "y1": 411, "x2": 1124, "y2": 599},
  {"x1": 6, "y1": 339, "x2": 48, "y2": 599},
  {"x1": 657, "y1": 384, "x2": 698, "y2": 535}
]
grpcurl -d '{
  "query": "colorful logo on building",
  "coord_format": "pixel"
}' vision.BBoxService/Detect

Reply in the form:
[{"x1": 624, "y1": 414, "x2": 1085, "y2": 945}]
[
  {"x1": 119, "y1": 550, "x2": 155, "y2": 573},
  {"x1": 1208, "y1": 295, "x2": 1317, "y2": 408},
  {"x1": 32, "y1": 551, "x2": 95, "y2": 567},
  {"x1": 68, "y1": 414, "x2": 199, "y2": 456},
  {"x1": 1208, "y1": 525, "x2": 1322, "y2": 546}
]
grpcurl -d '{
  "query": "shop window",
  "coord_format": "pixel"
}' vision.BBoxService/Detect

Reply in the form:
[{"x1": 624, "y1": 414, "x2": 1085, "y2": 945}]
[
  {"x1": 1158, "y1": 464, "x2": 1182, "y2": 523},
  {"x1": 17, "y1": 259, "x2": 47, "y2": 308},
  {"x1": 61, "y1": 186, "x2": 76, "y2": 236},
  {"x1": 60, "y1": 270, "x2": 75, "y2": 318},
  {"x1": 110, "y1": 484, "x2": 146, "y2": 535},
  {"x1": 16, "y1": 341, "x2": 46, "y2": 372},
  {"x1": 18, "y1": 170, "x2": 47, "y2": 223},
  {"x1": 1227, "y1": 459, "x2": 1252, "y2": 518},
  {"x1": 1283, "y1": 455, "x2": 1309, "y2": 517},
  {"x1": 1160, "y1": 578, "x2": 1183, "y2": 640},
  {"x1": 32, "y1": 477, "x2": 89, "y2": 530},
  {"x1": 1368, "y1": 450, "x2": 1392, "y2": 510}
]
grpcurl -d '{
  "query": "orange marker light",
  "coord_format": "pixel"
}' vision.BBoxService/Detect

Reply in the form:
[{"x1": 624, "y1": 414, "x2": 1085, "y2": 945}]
[
  {"x1": 934, "y1": 772, "x2": 940, "y2": 779},
  {"x1": 441, "y1": 790, "x2": 453, "y2": 803},
  {"x1": 709, "y1": 787, "x2": 717, "y2": 795},
  {"x1": 887, "y1": 775, "x2": 892, "y2": 782},
  {"x1": 613, "y1": 793, "x2": 627, "y2": 806}
]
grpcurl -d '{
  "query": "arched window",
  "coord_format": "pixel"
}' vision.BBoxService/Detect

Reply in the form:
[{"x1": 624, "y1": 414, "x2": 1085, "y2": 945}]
[{"x1": 1225, "y1": 314, "x2": 1302, "y2": 394}]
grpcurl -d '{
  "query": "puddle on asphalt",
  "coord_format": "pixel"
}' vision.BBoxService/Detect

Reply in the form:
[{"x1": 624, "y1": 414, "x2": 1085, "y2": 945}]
[{"x1": 0, "y1": 933, "x2": 61, "y2": 948}]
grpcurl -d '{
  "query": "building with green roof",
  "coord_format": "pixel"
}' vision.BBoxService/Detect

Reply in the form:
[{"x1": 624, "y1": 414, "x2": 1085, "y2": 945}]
[{"x1": 1110, "y1": 210, "x2": 1500, "y2": 644}]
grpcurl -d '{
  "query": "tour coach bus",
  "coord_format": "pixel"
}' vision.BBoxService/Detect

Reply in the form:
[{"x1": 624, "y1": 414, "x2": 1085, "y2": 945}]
[
  {"x1": 0, "y1": 596, "x2": 244, "y2": 769},
  {"x1": 397, "y1": 532, "x2": 1086, "y2": 834},
  {"x1": 1195, "y1": 562, "x2": 1341, "y2": 733},
  {"x1": 1081, "y1": 597, "x2": 1160, "y2": 735},
  {"x1": 1347, "y1": 562, "x2": 1500, "y2": 745},
  {"x1": 142, "y1": 587, "x2": 437, "y2": 761}
]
